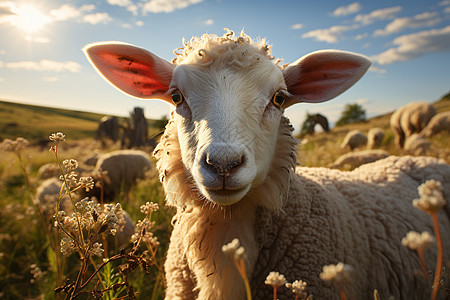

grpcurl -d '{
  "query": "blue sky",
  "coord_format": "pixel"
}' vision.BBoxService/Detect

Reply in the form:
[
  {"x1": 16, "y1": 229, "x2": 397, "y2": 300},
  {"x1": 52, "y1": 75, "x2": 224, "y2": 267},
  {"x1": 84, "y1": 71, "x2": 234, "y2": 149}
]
[{"x1": 0, "y1": 0, "x2": 449, "y2": 129}]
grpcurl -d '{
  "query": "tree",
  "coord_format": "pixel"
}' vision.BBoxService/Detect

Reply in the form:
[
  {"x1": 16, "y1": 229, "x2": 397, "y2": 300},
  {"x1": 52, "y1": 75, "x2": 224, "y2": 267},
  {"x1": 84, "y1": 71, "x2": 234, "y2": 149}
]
[{"x1": 336, "y1": 103, "x2": 367, "y2": 126}]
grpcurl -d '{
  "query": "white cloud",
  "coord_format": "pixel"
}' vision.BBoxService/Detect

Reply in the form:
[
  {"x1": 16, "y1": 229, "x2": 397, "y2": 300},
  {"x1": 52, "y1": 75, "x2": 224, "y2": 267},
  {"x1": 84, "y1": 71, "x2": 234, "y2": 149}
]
[
  {"x1": 83, "y1": 13, "x2": 112, "y2": 25},
  {"x1": 354, "y1": 33, "x2": 368, "y2": 40},
  {"x1": 439, "y1": 0, "x2": 450, "y2": 5},
  {"x1": 291, "y1": 23, "x2": 303, "y2": 30},
  {"x1": 374, "y1": 12, "x2": 441, "y2": 36},
  {"x1": 5, "y1": 60, "x2": 82, "y2": 72},
  {"x1": 204, "y1": 19, "x2": 213, "y2": 25},
  {"x1": 445, "y1": 6, "x2": 450, "y2": 13},
  {"x1": 302, "y1": 25, "x2": 357, "y2": 43},
  {"x1": 0, "y1": 2, "x2": 14, "y2": 17},
  {"x1": 369, "y1": 65, "x2": 386, "y2": 74},
  {"x1": 354, "y1": 6, "x2": 402, "y2": 25},
  {"x1": 332, "y1": 2, "x2": 362, "y2": 17},
  {"x1": 371, "y1": 25, "x2": 450, "y2": 64},
  {"x1": 356, "y1": 98, "x2": 370, "y2": 105},
  {"x1": 142, "y1": 0, "x2": 204, "y2": 14},
  {"x1": 106, "y1": 0, "x2": 138, "y2": 15},
  {"x1": 42, "y1": 76, "x2": 58, "y2": 82},
  {"x1": 136, "y1": 20, "x2": 144, "y2": 26},
  {"x1": 25, "y1": 35, "x2": 50, "y2": 43},
  {"x1": 121, "y1": 23, "x2": 132, "y2": 28},
  {"x1": 0, "y1": 77, "x2": 4, "y2": 82},
  {"x1": 50, "y1": 4, "x2": 95, "y2": 21}
]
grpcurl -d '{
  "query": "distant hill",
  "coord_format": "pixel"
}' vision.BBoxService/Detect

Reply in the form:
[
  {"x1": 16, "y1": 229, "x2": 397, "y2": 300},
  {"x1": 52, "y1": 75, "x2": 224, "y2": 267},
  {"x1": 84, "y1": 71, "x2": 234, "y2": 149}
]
[{"x1": 0, "y1": 100, "x2": 168, "y2": 141}]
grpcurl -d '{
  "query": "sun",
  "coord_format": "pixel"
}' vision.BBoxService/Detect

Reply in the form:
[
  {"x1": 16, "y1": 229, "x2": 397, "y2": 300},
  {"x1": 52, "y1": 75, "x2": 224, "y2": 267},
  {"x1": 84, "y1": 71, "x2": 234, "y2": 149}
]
[{"x1": 12, "y1": 5, "x2": 50, "y2": 33}]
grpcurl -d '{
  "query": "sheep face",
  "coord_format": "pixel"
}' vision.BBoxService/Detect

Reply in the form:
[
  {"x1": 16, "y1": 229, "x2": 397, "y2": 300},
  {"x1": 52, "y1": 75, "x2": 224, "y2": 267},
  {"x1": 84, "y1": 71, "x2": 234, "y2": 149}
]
[
  {"x1": 84, "y1": 31, "x2": 371, "y2": 207},
  {"x1": 170, "y1": 60, "x2": 285, "y2": 205}
]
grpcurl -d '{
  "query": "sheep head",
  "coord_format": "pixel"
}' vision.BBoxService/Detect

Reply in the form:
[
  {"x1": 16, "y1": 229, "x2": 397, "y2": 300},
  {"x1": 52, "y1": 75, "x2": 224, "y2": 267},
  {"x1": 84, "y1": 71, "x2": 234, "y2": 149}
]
[{"x1": 84, "y1": 31, "x2": 370, "y2": 208}]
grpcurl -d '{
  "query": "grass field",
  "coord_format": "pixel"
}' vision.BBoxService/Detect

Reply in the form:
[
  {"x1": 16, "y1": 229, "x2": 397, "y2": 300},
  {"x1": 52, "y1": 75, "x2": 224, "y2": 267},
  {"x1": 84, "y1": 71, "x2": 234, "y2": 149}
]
[{"x1": 0, "y1": 97, "x2": 449, "y2": 299}]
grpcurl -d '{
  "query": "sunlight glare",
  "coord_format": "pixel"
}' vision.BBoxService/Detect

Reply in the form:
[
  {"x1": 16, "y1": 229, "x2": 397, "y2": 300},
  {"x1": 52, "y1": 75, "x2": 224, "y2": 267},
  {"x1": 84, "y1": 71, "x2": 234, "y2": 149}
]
[{"x1": 13, "y1": 5, "x2": 49, "y2": 33}]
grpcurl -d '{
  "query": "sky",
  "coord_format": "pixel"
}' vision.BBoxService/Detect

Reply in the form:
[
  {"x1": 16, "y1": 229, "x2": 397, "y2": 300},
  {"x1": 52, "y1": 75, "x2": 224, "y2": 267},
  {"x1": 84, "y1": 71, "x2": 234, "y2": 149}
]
[{"x1": 0, "y1": 0, "x2": 449, "y2": 130}]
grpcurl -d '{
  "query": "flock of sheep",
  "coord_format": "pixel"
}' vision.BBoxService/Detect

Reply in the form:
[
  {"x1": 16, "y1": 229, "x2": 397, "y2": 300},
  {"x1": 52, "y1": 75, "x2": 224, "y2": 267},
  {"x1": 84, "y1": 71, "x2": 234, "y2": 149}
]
[
  {"x1": 328, "y1": 102, "x2": 450, "y2": 170},
  {"x1": 34, "y1": 30, "x2": 449, "y2": 299}
]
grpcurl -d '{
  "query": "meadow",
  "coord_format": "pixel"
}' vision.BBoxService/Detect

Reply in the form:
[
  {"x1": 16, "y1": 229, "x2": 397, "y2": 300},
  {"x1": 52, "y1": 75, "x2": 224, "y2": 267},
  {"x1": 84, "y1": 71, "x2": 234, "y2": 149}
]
[{"x1": 0, "y1": 96, "x2": 449, "y2": 299}]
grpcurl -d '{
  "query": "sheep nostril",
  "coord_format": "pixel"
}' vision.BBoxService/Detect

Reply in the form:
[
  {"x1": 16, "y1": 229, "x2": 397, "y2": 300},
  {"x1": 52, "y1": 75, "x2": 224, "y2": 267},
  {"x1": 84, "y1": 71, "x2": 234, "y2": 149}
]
[{"x1": 205, "y1": 154, "x2": 245, "y2": 176}]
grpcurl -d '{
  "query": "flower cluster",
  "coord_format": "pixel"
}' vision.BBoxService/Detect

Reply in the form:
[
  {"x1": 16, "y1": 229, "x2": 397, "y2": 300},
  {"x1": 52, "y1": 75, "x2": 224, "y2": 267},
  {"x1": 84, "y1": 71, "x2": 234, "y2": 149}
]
[
  {"x1": 222, "y1": 238, "x2": 247, "y2": 261},
  {"x1": 49, "y1": 132, "x2": 66, "y2": 142},
  {"x1": 320, "y1": 262, "x2": 352, "y2": 285},
  {"x1": 0, "y1": 137, "x2": 29, "y2": 153},
  {"x1": 402, "y1": 231, "x2": 435, "y2": 251},
  {"x1": 140, "y1": 202, "x2": 159, "y2": 215},
  {"x1": 56, "y1": 198, "x2": 125, "y2": 257},
  {"x1": 30, "y1": 264, "x2": 46, "y2": 283},
  {"x1": 58, "y1": 158, "x2": 94, "y2": 192},
  {"x1": 413, "y1": 179, "x2": 446, "y2": 214},
  {"x1": 286, "y1": 280, "x2": 313, "y2": 300},
  {"x1": 131, "y1": 219, "x2": 159, "y2": 248},
  {"x1": 265, "y1": 271, "x2": 287, "y2": 288}
]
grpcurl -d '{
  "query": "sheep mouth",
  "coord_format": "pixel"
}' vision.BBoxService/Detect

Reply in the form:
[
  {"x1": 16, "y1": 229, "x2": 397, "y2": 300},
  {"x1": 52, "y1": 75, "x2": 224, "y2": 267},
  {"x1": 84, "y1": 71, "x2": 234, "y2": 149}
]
[{"x1": 203, "y1": 186, "x2": 250, "y2": 205}]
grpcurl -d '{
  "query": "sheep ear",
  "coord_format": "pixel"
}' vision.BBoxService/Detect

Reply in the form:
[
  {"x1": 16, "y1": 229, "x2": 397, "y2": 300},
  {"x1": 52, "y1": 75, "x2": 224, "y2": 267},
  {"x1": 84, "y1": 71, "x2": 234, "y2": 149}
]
[
  {"x1": 282, "y1": 50, "x2": 371, "y2": 107},
  {"x1": 83, "y1": 42, "x2": 175, "y2": 103}
]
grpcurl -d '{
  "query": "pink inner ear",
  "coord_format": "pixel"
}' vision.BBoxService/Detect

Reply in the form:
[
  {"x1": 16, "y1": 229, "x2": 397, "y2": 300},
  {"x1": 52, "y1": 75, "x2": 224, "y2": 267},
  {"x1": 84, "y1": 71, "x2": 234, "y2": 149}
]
[
  {"x1": 292, "y1": 61, "x2": 362, "y2": 101},
  {"x1": 95, "y1": 50, "x2": 170, "y2": 97},
  {"x1": 84, "y1": 43, "x2": 174, "y2": 101},
  {"x1": 283, "y1": 50, "x2": 371, "y2": 105}
]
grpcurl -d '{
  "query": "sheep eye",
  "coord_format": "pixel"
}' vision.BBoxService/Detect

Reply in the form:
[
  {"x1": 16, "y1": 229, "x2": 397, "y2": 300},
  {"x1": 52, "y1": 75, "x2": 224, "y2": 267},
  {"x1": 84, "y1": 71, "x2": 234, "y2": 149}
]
[
  {"x1": 172, "y1": 89, "x2": 184, "y2": 106},
  {"x1": 272, "y1": 91, "x2": 285, "y2": 108}
]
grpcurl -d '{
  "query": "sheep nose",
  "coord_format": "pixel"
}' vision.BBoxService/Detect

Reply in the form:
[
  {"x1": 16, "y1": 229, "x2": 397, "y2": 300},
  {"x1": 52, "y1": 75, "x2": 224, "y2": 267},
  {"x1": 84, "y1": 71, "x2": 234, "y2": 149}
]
[{"x1": 204, "y1": 152, "x2": 245, "y2": 176}]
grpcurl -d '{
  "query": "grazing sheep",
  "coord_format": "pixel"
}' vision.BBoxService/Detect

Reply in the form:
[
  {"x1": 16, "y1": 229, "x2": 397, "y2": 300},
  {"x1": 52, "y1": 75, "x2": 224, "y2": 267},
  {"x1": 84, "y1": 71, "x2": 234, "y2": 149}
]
[
  {"x1": 340, "y1": 130, "x2": 368, "y2": 150},
  {"x1": 367, "y1": 127, "x2": 385, "y2": 149},
  {"x1": 420, "y1": 111, "x2": 450, "y2": 137},
  {"x1": 390, "y1": 102, "x2": 436, "y2": 149},
  {"x1": 35, "y1": 177, "x2": 71, "y2": 219},
  {"x1": 84, "y1": 150, "x2": 151, "y2": 202},
  {"x1": 84, "y1": 30, "x2": 450, "y2": 300},
  {"x1": 328, "y1": 149, "x2": 389, "y2": 170},
  {"x1": 37, "y1": 163, "x2": 60, "y2": 180},
  {"x1": 404, "y1": 133, "x2": 431, "y2": 156}
]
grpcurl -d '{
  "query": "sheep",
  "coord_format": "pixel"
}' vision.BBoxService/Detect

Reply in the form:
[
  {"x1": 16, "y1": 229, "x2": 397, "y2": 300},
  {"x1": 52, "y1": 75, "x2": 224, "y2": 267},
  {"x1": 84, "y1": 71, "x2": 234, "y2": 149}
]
[
  {"x1": 328, "y1": 149, "x2": 389, "y2": 170},
  {"x1": 83, "y1": 149, "x2": 152, "y2": 202},
  {"x1": 390, "y1": 102, "x2": 436, "y2": 149},
  {"x1": 84, "y1": 30, "x2": 450, "y2": 300},
  {"x1": 340, "y1": 130, "x2": 367, "y2": 150},
  {"x1": 404, "y1": 133, "x2": 431, "y2": 156},
  {"x1": 420, "y1": 111, "x2": 450, "y2": 137},
  {"x1": 37, "y1": 163, "x2": 60, "y2": 180},
  {"x1": 367, "y1": 127, "x2": 385, "y2": 149}
]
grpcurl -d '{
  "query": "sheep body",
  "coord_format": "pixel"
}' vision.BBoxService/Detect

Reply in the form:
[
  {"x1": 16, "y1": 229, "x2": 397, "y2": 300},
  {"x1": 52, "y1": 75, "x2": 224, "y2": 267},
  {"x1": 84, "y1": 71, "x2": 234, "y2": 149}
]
[
  {"x1": 84, "y1": 30, "x2": 450, "y2": 300},
  {"x1": 404, "y1": 133, "x2": 431, "y2": 156},
  {"x1": 328, "y1": 149, "x2": 389, "y2": 169},
  {"x1": 420, "y1": 111, "x2": 450, "y2": 137},
  {"x1": 390, "y1": 102, "x2": 436, "y2": 148},
  {"x1": 340, "y1": 130, "x2": 367, "y2": 150},
  {"x1": 367, "y1": 127, "x2": 385, "y2": 149},
  {"x1": 89, "y1": 150, "x2": 151, "y2": 201}
]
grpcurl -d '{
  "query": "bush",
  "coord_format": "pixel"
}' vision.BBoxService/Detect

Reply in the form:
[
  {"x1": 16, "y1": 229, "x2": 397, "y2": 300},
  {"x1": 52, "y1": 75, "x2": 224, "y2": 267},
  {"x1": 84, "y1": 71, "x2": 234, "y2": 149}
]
[{"x1": 336, "y1": 103, "x2": 366, "y2": 126}]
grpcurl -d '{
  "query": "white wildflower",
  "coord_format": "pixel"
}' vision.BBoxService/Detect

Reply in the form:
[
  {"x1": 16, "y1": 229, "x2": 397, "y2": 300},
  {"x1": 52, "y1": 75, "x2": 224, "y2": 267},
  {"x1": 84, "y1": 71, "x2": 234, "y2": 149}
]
[
  {"x1": 222, "y1": 238, "x2": 247, "y2": 260},
  {"x1": 49, "y1": 132, "x2": 65, "y2": 142},
  {"x1": 286, "y1": 280, "x2": 308, "y2": 297},
  {"x1": 265, "y1": 271, "x2": 287, "y2": 287},
  {"x1": 320, "y1": 262, "x2": 352, "y2": 284},
  {"x1": 402, "y1": 231, "x2": 435, "y2": 250},
  {"x1": 91, "y1": 242, "x2": 104, "y2": 257},
  {"x1": 60, "y1": 237, "x2": 76, "y2": 256},
  {"x1": 140, "y1": 202, "x2": 159, "y2": 215},
  {"x1": 413, "y1": 179, "x2": 446, "y2": 214},
  {"x1": 63, "y1": 159, "x2": 78, "y2": 172}
]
